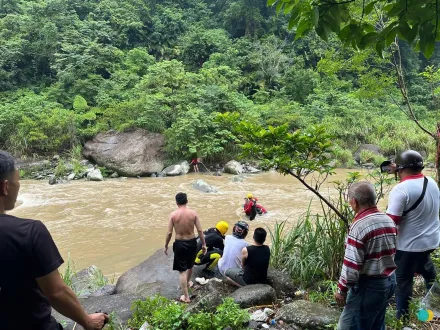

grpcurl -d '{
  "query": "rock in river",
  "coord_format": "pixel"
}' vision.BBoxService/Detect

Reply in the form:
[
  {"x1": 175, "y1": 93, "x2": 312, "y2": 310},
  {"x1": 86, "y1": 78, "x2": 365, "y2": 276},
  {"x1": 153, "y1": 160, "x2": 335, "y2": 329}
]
[
  {"x1": 192, "y1": 179, "x2": 218, "y2": 193},
  {"x1": 224, "y1": 160, "x2": 243, "y2": 175},
  {"x1": 83, "y1": 129, "x2": 165, "y2": 177}
]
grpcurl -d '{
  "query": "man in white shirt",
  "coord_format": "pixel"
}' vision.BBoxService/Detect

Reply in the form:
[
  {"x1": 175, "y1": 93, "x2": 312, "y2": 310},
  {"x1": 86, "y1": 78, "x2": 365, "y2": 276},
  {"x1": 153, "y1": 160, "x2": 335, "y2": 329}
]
[
  {"x1": 217, "y1": 221, "x2": 249, "y2": 276},
  {"x1": 386, "y1": 150, "x2": 440, "y2": 319}
]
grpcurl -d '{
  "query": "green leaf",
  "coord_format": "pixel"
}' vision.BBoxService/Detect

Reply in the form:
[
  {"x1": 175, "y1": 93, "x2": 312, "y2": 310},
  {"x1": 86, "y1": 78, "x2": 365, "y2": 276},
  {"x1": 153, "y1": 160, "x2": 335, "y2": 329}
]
[
  {"x1": 275, "y1": 1, "x2": 283, "y2": 13},
  {"x1": 375, "y1": 39, "x2": 385, "y2": 57},
  {"x1": 359, "y1": 32, "x2": 378, "y2": 49},
  {"x1": 385, "y1": 27, "x2": 398, "y2": 46},
  {"x1": 295, "y1": 19, "x2": 311, "y2": 39},
  {"x1": 363, "y1": 1, "x2": 377, "y2": 16},
  {"x1": 267, "y1": 0, "x2": 277, "y2": 5}
]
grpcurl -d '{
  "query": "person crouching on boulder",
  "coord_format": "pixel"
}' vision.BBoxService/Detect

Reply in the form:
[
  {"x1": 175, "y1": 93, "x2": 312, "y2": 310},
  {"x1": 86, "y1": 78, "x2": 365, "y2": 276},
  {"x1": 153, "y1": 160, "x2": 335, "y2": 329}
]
[
  {"x1": 225, "y1": 227, "x2": 270, "y2": 287},
  {"x1": 194, "y1": 221, "x2": 229, "y2": 274}
]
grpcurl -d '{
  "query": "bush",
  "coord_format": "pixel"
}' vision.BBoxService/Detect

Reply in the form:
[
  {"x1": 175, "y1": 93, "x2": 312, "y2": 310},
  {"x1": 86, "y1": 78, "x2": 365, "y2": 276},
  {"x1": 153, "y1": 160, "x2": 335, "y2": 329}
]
[
  {"x1": 128, "y1": 296, "x2": 249, "y2": 330},
  {"x1": 332, "y1": 145, "x2": 355, "y2": 168}
]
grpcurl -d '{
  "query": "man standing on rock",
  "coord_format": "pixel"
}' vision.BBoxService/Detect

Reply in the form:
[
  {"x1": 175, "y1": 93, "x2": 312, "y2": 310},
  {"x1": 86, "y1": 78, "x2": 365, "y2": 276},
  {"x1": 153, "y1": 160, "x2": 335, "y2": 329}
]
[
  {"x1": 0, "y1": 150, "x2": 108, "y2": 330},
  {"x1": 335, "y1": 182, "x2": 397, "y2": 330},
  {"x1": 386, "y1": 150, "x2": 440, "y2": 319},
  {"x1": 165, "y1": 192, "x2": 206, "y2": 303}
]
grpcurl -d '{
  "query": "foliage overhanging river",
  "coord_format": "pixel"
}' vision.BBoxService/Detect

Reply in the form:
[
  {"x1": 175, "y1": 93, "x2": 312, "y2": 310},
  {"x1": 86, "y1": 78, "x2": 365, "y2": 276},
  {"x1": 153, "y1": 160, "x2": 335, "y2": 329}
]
[{"x1": 11, "y1": 170, "x2": 367, "y2": 277}]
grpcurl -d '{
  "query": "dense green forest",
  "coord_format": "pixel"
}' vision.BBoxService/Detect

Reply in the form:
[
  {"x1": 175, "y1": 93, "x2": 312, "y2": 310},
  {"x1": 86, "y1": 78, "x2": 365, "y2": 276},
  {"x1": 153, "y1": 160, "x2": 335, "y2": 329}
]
[{"x1": 0, "y1": 0, "x2": 438, "y2": 165}]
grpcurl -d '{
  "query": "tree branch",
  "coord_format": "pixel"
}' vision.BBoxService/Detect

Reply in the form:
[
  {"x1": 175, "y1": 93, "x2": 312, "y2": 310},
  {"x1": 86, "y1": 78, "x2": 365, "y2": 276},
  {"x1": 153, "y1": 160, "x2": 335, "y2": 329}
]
[
  {"x1": 285, "y1": 168, "x2": 349, "y2": 228},
  {"x1": 391, "y1": 38, "x2": 436, "y2": 138}
]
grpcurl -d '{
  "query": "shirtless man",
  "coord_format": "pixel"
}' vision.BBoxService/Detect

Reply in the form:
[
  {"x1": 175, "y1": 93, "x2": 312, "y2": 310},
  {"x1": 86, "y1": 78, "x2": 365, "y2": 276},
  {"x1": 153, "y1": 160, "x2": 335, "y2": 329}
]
[{"x1": 165, "y1": 192, "x2": 206, "y2": 303}]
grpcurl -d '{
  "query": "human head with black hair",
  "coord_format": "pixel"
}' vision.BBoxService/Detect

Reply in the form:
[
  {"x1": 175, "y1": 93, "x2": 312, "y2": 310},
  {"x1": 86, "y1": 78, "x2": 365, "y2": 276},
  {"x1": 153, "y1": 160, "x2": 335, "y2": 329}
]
[
  {"x1": 0, "y1": 150, "x2": 20, "y2": 213},
  {"x1": 175, "y1": 192, "x2": 188, "y2": 206},
  {"x1": 253, "y1": 227, "x2": 267, "y2": 245}
]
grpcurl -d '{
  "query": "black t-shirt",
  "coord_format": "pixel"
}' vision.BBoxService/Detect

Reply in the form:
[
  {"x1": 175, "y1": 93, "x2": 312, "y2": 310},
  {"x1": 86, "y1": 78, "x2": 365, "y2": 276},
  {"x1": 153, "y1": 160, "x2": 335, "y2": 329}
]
[
  {"x1": 0, "y1": 214, "x2": 64, "y2": 330},
  {"x1": 243, "y1": 245, "x2": 270, "y2": 284}
]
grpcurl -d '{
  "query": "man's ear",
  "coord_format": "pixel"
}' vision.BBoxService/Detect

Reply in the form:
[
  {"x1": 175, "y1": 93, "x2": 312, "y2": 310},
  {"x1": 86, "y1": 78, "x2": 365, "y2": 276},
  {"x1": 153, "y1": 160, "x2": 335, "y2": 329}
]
[{"x1": 0, "y1": 180, "x2": 8, "y2": 197}]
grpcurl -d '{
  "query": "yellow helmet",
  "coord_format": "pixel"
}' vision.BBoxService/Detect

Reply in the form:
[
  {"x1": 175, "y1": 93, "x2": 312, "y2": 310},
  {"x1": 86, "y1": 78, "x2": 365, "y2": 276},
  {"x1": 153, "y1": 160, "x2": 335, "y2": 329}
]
[
  {"x1": 247, "y1": 193, "x2": 253, "y2": 199},
  {"x1": 215, "y1": 221, "x2": 229, "y2": 236}
]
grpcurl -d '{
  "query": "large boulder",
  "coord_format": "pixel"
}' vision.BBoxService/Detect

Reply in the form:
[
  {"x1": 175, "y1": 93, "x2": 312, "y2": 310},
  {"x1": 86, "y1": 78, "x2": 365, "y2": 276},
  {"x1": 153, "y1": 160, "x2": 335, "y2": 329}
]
[
  {"x1": 224, "y1": 160, "x2": 243, "y2": 175},
  {"x1": 83, "y1": 129, "x2": 165, "y2": 177},
  {"x1": 162, "y1": 164, "x2": 183, "y2": 176},
  {"x1": 115, "y1": 249, "x2": 181, "y2": 299},
  {"x1": 52, "y1": 293, "x2": 140, "y2": 330},
  {"x1": 180, "y1": 161, "x2": 190, "y2": 174},
  {"x1": 353, "y1": 144, "x2": 382, "y2": 163},
  {"x1": 276, "y1": 300, "x2": 340, "y2": 330},
  {"x1": 192, "y1": 179, "x2": 218, "y2": 193},
  {"x1": 266, "y1": 268, "x2": 297, "y2": 298},
  {"x1": 228, "y1": 284, "x2": 276, "y2": 308}
]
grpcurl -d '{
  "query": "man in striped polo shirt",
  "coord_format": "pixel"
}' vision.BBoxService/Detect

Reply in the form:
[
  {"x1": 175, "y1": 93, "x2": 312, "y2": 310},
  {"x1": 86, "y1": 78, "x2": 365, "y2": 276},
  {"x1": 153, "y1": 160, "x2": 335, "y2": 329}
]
[{"x1": 335, "y1": 182, "x2": 397, "y2": 330}]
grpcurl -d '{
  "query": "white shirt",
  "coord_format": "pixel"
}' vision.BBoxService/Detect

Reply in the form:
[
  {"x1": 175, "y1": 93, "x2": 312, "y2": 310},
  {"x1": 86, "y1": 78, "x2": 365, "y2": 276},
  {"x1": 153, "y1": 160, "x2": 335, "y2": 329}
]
[
  {"x1": 217, "y1": 235, "x2": 249, "y2": 275},
  {"x1": 387, "y1": 175, "x2": 440, "y2": 252}
]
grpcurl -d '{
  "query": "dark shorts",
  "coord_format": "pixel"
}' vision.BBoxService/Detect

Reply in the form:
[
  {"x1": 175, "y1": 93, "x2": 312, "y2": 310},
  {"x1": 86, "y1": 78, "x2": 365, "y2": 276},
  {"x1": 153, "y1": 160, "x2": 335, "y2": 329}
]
[
  {"x1": 225, "y1": 268, "x2": 247, "y2": 286},
  {"x1": 173, "y1": 238, "x2": 198, "y2": 272}
]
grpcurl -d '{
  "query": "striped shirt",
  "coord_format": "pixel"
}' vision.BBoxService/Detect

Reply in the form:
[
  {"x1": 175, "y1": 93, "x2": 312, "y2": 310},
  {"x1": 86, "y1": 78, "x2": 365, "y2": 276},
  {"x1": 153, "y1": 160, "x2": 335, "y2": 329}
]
[{"x1": 337, "y1": 207, "x2": 397, "y2": 294}]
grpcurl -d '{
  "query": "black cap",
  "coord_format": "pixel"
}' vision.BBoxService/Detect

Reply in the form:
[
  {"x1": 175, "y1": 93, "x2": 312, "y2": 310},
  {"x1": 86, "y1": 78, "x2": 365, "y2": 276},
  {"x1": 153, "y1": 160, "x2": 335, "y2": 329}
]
[{"x1": 395, "y1": 150, "x2": 424, "y2": 171}]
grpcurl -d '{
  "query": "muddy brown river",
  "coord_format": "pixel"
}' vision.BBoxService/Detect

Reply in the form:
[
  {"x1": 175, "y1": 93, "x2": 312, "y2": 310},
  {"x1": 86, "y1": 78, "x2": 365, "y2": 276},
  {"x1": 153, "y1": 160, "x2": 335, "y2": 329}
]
[{"x1": 11, "y1": 170, "x2": 372, "y2": 276}]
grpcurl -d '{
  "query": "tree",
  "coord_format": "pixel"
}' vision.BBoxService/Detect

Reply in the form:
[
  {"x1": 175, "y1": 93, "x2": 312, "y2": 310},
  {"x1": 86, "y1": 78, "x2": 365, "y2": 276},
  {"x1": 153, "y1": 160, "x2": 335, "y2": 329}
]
[{"x1": 269, "y1": 0, "x2": 440, "y2": 58}]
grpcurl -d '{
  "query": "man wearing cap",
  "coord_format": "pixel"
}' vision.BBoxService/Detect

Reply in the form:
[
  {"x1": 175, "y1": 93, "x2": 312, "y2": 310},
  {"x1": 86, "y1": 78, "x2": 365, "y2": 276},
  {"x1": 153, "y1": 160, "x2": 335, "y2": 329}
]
[{"x1": 386, "y1": 150, "x2": 440, "y2": 319}]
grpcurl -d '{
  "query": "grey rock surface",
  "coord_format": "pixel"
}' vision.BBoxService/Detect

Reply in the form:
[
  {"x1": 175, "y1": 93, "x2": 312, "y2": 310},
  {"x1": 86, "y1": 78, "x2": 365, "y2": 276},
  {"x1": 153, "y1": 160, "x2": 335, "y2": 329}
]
[
  {"x1": 91, "y1": 284, "x2": 116, "y2": 297},
  {"x1": 228, "y1": 284, "x2": 276, "y2": 308},
  {"x1": 86, "y1": 169, "x2": 103, "y2": 181},
  {"x1": 276, "y1": 300, "x2": 340, "y2": 330},
  {"x1": 266, "y1": 268, "x2": 297, "y2": 298},
  {"x1": 162, "y1": 164, "x2": 183, "y2": 176},
  {"x1": 52, "y1": 293, "x2": 140, "y2": 330},
  {"x1": 224, "y1": 160, "x2": 243, "y2": 175},
  {"x1": 83, "y1": 129, "x2": 164, "y2": 177},
  {"x1": 192, "y1": 179, "x2": 218, "y2": 193}
]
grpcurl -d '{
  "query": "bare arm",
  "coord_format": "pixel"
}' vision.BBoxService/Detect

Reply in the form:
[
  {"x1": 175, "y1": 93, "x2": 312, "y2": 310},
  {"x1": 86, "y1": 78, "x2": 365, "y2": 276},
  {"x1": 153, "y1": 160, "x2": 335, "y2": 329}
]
[
  {"x1": 241, "y1": 247, "x2": 248, "y2": 268},
  {"x1": 164, "y1": 215, "x2": 174, "y2": 255},
  {"x1": 195, "y1": 214, "x2": 207, "y2": 253},
  {"x1": 36, "y1": 270, "x2": 107, "y2": 330}
]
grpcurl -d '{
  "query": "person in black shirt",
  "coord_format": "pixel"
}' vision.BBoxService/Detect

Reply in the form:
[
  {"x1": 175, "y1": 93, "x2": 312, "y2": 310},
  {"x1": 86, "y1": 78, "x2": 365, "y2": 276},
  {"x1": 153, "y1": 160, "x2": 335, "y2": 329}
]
[
  {"x1": 0, "y1": 151, "x2": 108, "y2": 330},
  {"x1": 225, "y1": 227, "x2": 271, "y2": 287},
  {"x1": 194, "y1": 221, "x2": 229, "y2": 271}
]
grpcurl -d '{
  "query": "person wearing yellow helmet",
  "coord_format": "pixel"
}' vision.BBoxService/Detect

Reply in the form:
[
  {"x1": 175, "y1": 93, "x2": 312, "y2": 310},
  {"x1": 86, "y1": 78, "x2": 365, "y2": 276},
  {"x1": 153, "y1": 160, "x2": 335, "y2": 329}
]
[
  {"x1": 194, "y1": 221, "x2": 229, "y2": 272},
  {"x1": 244, "y1": 194, "x2": 267, "y2": 220}
]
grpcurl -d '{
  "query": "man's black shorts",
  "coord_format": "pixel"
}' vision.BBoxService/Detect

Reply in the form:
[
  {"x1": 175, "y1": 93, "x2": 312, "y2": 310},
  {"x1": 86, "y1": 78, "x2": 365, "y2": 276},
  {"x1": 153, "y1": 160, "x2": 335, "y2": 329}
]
[{"x1": 173, "y1": 238, "x2": 198, "y2": 272}]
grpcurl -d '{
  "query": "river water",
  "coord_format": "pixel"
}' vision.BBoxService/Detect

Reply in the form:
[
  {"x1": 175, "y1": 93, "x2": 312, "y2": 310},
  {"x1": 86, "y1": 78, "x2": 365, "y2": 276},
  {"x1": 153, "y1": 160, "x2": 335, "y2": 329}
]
[{"x1": 11, "y1": 170, "x2": 365, "y2": 276}]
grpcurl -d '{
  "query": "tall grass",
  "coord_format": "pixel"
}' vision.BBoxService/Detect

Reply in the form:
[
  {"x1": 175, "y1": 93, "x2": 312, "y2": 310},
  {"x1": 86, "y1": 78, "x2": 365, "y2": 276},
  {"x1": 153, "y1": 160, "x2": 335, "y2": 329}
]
[{"x1": 269, "y1": 209, "x2": 346, "y2": 288}]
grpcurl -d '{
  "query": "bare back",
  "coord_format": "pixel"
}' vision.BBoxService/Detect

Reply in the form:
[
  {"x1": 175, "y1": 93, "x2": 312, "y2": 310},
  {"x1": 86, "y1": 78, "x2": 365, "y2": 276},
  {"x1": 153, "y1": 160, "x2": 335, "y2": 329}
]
[{"x1": 169, "y1": 206, "x2": 200, "y2": 240}]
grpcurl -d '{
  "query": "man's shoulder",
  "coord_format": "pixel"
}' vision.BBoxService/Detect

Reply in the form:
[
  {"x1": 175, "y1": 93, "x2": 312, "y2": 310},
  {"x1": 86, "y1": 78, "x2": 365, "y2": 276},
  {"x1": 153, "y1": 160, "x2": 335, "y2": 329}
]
[
  {"x1": 0, "y1": 214, "x2": 41, "y2": 229},
  {"x1": 352, "y1": 212, "x2": 395, "y2": 231}
]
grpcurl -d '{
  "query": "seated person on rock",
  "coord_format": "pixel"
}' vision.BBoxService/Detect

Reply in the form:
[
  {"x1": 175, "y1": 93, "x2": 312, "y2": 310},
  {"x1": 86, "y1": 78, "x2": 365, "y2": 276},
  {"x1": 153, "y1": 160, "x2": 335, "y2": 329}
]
[
  {"x1": 0, "y1": 150, "x2": 108, "y2": 330},
  {"x1": 217, "y1": 221, "x2": 249, "y2": 276},
  {"x1": 195, "y1": 221, "x2": 229, "y2": 272},
  {"x1": 225, "y1": 227, "x2": 270, "y2": 287}
]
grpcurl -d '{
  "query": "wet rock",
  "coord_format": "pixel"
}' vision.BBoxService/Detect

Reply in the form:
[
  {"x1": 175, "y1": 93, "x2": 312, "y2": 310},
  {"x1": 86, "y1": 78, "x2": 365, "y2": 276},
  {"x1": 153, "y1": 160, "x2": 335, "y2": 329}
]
[
  {"x1": 224, "y1": 160, "x2": 243, "y2": 175},
  {"x1": 180, "y1": 161, "x2": 190, "y2": 174},
  {"x1": 150, "y1": 173, "x2": 157, "y2": 178},
  {"x1": 353, "y1": 144, "x2": 382, "y2": 164},
  {"x1": 266, "y1": 268, "x2": 297, "y2": 298},
  {"x1": 52, "y1": 155, "x2": 60, "y2": 162},
  {"x1": 243, "y1": 165, "x2": 260, "y2": 174},
  {"x1": 87, "y1": 169, "x2": 104, "y2": 181},
  {"x1": 186, "y1": 290, "x2": 223, "y2": 314},
  {"x1": 52, "y1": 293, "x2": 140, "y2": 330},
  {"x1": 276, "y1": 300, "x2": 340, "y2": 330},
  {"x1": 192, "y1": 179, "x2": 218, "y2": 193},
  {"x1": 91, "y1": 284, "x2": 116, "y2": 297},
  {"x1": 228, "y1": 284, "x2": 276, "y2": 308},
  {"x1": 162, "y1": 164, "x2": 183, "y2": 176},
  {"x1": 48, "y1": 176, "x2": 57, "y2": 185},
  {"x1": 110, "y1": 171, "x2": 119, "y2": 178},
  {"x1": 83, "y1": 129, "x2": 165, "y2": 177},
  {"x1": 116, "y1": 249, "x2": 181, "y2": 299},
  {"x1": 80, "y1": 159, "x2": 90, "y2": 166},
  {"x1": 71, "y1": 265, "x2": 108, "y2": 298},
  {"x1": 67, "y1": 173, "x2": 75, "y2": 181},
  {"x1": 230, "y1": 175, "x2": 245, "y2": 182}
]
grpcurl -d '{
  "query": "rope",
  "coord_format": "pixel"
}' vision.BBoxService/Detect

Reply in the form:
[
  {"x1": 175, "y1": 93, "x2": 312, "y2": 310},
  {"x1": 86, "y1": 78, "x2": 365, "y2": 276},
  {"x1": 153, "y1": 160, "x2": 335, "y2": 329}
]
[{"x1": 199, "y1": 162, "x2": 213, "y2": 175}]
